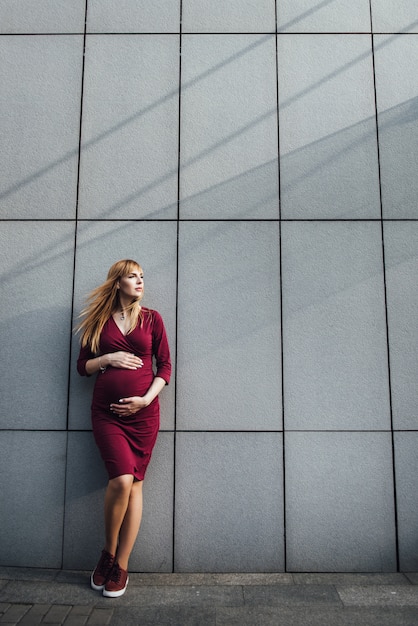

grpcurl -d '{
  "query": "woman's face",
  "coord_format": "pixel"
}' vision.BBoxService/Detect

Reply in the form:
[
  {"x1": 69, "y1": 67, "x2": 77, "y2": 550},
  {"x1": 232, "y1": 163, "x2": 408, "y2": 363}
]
[{"x1": 117, "y1": 268, "x2": 144, "y2": 300}]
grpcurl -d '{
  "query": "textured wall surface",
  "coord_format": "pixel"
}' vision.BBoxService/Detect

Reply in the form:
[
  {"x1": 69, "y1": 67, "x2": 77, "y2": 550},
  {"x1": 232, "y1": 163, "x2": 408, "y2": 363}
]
[{"x1": 0, "y1": 1, "x2": 417, "y2": 573}]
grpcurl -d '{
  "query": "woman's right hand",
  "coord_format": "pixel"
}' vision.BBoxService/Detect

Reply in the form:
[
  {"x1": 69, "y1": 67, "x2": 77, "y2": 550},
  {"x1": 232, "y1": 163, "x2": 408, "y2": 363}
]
[{"x1": 108, "y1": 351, "x2": 143, "y2": 370}]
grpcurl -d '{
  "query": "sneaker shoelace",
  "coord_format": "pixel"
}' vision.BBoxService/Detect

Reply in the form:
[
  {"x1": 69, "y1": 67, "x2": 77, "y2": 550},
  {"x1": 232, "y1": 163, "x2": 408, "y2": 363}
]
[
  {"x1": 98, "y1": 551, "x2": 114, "y2": 576},
  {"x1": 109, "y1": 563, "x2": 122, "y2": 583}
]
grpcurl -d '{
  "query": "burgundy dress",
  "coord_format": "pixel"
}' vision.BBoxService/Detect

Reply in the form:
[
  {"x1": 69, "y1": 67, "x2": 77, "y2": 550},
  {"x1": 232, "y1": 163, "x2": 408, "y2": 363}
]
[{"x1": 77, "y1": 308, "x2": 171, "y2": 481}]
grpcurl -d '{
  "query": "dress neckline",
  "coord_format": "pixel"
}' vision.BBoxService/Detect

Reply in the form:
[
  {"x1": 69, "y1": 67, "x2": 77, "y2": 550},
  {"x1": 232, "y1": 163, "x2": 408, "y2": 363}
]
[
  {"x1": 110, "y1": 314, "x2": 130, "y2": 337},
  {"x1": 110, "y1": 306, "x2": 145, "y2": 337}
]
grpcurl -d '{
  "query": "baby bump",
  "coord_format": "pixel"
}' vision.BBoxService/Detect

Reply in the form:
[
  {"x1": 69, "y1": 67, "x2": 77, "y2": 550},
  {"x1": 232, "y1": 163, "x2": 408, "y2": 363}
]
[{"x1": 93, "y1": 367, "x2": 153, "y2": 406}]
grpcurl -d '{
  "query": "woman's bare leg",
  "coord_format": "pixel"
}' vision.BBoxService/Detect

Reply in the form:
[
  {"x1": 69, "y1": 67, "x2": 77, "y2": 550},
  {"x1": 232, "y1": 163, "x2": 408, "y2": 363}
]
[
  {"x1": 116, "y1": 480, "x2": 143, "y2": 570},
  {"x1": 103, "y1": 474, "x2": 134, "y2": 557}
]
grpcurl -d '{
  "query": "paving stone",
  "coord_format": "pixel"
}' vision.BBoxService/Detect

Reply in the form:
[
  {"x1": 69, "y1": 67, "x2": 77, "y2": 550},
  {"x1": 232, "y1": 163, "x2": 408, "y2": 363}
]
[
  {"x1": 63, "y1": 605, "x2": 94, "y2": 625},
  {"x1": 66, "y1": 606, "x2": 91, "y2": 617},
  {"x1": 337, "y1": 585, "x2": 418, "y2": 607},
  {"x1": 18, "y1": 604, "x2": 50, "y2": 625},
  {"x1": 0, "y1": 603, "x2": 30, "y2": 623},
  {"x1": 62, "y1": 615, "x2": 89, "y2": 626},
  {"x1": 243, "y1": 584, "x2": 342, "y2": 607},
  {"x1": 85, "y1": 608, "x2": 114, "y2": 625},
  {"x1": 43, "y1": 605, "x2": 72, "y2": 623}
]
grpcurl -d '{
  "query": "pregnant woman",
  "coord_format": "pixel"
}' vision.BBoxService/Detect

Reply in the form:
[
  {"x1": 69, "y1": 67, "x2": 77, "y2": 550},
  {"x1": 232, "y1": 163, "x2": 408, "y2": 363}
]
[{"x1": 76, "y1": 259, "x2": 171, "y2": 598}]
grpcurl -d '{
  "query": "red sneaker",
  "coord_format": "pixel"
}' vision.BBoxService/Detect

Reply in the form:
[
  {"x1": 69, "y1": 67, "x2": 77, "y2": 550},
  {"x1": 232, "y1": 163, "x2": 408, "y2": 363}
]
[
  {"x1": 91, "y1": 549, "x2": 115, "y2": 591},
  {"x1": 103, "y1": 562, "x2": 129, "y2": 598}
]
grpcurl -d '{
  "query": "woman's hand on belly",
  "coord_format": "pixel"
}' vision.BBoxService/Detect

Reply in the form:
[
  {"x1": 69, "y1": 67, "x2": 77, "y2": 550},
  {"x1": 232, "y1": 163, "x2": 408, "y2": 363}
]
[
  {"x1": 108, "y1": 351, "x2": 143, "y2": 370},
  {"x1": 110, "y1": 395, "x2": 150, "y2": 417}
]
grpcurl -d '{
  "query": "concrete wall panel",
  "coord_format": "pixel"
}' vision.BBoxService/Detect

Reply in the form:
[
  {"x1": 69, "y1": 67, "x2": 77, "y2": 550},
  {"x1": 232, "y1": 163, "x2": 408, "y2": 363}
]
[
  {"x1": 78, "y1": 35, "x2": 179, "y2": 220},
  {"x1": 0, "y1": 36, "x2": 83, "y2": 218},
  {"x1": 175, "y1": 432, "x2": 284, "y2": 572},
  {"x1": 0, "y1": 222, "x2": 74, "y2": 430},
  {"x1": 0, "y1": 0, "x2": 86, "y2": 33},
  {"x1": 277, "y1": 0, "x2": 371, "y2": 33},
  {"x1": 374, "y1": 35, "x2": 418, "y2": 218},
  {"x1": 282, "y1": 222, "x2": 390, "y2": 431},
  {"x1": 394, "y1": 432, "x2": 418, "y2": 571},
  {"x1": 87, "y1": 0, "x2": 180, "y2": 33},
  {"x1": 384, "y1": 222, "x2": 418, "y2": 430},
  {"x1": 0, "y1": 431, "x2": 67, "y2": 567},
  {"x1": 371, "y1": 1, "x2": 418, "y2": 33},
  {"x1": 278, "y1": 35, "x2": 380, "y2": 219},
  {"x1": 182, "y1": 0, "x2": 275, "y2": 33},
  {"x1": 285, "y1": 432, "x2": 397, "y2": 572},
  {"x1": 177, "y1": 221, "x2": 282, "y2": 431},
  {"x1": 180, "y1": 35, "x2": 279, "y2": 219}
]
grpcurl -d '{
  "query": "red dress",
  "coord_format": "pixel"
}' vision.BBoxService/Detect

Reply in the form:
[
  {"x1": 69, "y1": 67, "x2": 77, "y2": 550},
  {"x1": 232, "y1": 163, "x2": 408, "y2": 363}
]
[{"x1": 77, "y1": 308, "x2": 171, "y2": 481}]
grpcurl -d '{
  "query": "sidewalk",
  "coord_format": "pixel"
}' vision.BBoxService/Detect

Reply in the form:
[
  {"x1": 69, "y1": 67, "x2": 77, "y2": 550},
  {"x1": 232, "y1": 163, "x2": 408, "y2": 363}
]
[{"x1": 1, "y1": 568, "x2": 418, "y2": 625}]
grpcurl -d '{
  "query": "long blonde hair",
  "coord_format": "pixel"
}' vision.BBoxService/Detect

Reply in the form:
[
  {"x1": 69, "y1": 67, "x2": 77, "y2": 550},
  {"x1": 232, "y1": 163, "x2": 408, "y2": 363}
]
[{"x1": 75, "y1": 259, "x2": 144, "y2": 353}]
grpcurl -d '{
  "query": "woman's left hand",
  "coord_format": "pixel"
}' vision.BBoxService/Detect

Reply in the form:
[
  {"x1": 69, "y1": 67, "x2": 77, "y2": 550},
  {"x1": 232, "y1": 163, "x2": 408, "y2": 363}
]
[{"x1": 110, "y1": 396, "x2": 149, "y2": 417}]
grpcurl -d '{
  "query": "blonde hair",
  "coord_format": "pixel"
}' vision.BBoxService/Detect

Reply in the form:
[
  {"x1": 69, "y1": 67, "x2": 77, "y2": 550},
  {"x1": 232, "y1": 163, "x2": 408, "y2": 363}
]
[{"x1": 75, "y1": 259, "x2": 144, "y2": 353}]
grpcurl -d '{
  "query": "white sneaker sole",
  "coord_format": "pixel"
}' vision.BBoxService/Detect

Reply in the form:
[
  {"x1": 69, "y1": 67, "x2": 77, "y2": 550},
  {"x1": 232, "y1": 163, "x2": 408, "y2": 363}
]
[{"x1": 90, "y1": 572, "x2": 106, "y2": 591}]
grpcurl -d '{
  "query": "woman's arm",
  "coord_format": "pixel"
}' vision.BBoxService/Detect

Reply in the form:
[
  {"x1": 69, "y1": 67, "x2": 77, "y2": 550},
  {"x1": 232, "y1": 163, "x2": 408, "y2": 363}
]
[
  {"x1": 84, "y1": 352, "x2": 143, "y2": 376},
  {"x1": 152, "y1": 311, "x2": 171, "y2": 385},
  {"x1": 142, "y1": 376, "x2": 167, "y2": 405},
  {"x1": 110, "y1": 376, "x2": 166, "y2": 417}
]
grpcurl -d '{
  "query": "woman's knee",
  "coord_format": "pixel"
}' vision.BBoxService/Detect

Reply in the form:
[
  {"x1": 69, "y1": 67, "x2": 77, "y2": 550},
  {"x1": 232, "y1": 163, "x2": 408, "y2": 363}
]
[{"x1": 108, "y1": 474, "x2": 134, "y2": 496}]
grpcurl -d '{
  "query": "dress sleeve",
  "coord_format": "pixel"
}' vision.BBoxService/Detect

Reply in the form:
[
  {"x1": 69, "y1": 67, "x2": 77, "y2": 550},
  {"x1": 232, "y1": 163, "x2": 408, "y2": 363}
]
[
  {"x1": 77, "y1": 342, "x2": 94, "y2": 377},
  {"x1": 152, "y1": 310, "x2": 171, "y2": 385}
]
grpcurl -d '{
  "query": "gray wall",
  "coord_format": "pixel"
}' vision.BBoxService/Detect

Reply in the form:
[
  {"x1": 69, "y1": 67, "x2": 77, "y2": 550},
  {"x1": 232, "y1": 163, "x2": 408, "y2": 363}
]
[{"x1": 1, "y1": 1, "x2": 417, "y2": 573}]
